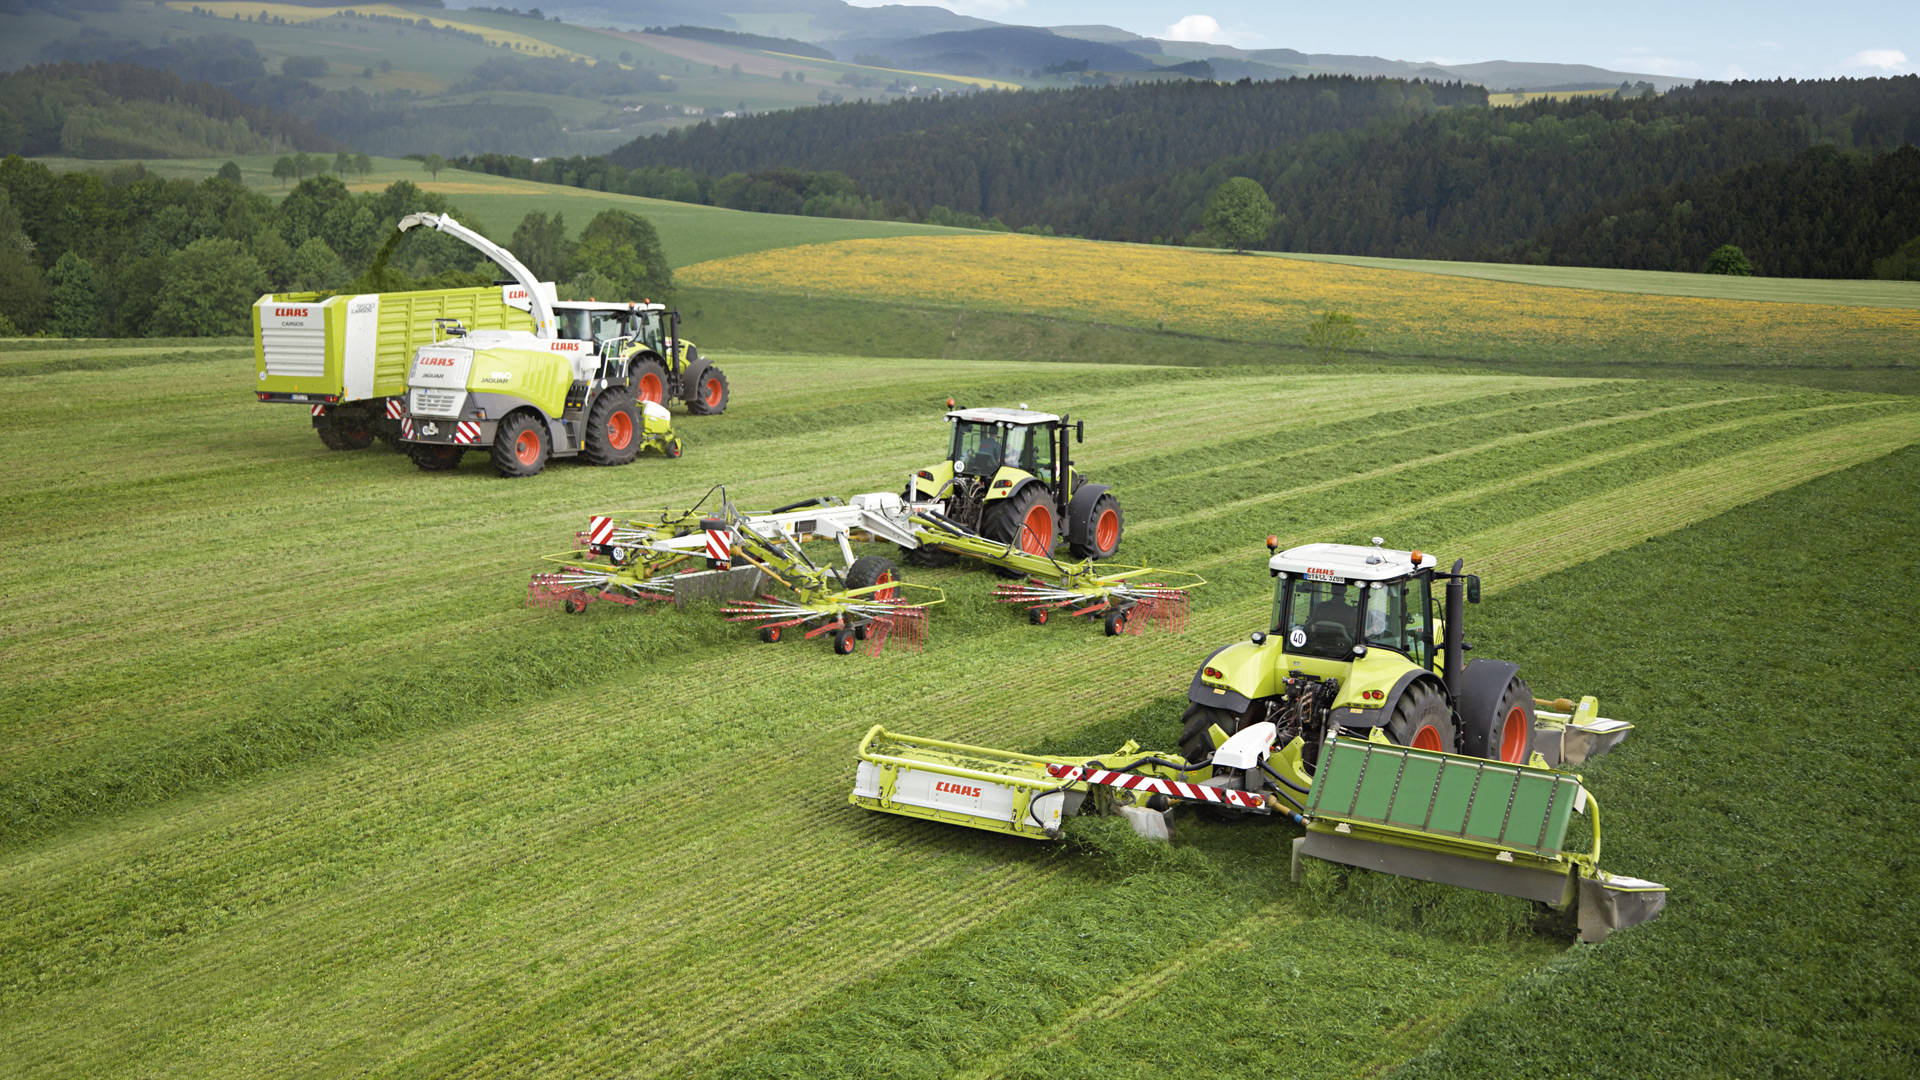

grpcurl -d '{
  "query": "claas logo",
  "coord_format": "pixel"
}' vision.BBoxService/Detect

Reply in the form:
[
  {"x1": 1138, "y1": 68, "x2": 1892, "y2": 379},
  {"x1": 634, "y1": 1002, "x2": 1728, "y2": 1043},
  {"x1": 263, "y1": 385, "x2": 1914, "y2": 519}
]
[
  {"x1": 273, "y1": 307, "x2": 309, "y2": 317},
  {"x1": 550, "y1": 341, "x2": 583, "y2": 351},
  {"x1": 934, "y1": 780, "x2": 983, "y2": 798}
]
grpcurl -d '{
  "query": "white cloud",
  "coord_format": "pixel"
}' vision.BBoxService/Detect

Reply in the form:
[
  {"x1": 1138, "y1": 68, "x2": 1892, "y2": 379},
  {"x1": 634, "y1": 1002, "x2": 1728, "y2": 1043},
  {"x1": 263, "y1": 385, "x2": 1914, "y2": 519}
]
[
  {"x1": 1845, "y1": 49, "x2": 1912, "y2": 71},
  {"x1": 1164, "y1": 15, "x2": 1224, "y2": 43}
]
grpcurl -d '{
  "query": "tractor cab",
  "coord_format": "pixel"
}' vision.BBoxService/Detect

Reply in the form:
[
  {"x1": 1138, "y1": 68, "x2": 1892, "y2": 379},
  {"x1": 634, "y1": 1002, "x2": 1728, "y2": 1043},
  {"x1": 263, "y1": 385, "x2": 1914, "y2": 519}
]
[
  {"x1": 1269, "y1": 540, "x2": 1439, "y2": 670},
  {"x1": 906, "y1": 405, "x2": 1123, "y2": 561},
  {"x1": 947, "y1": 407, "x2": 1063, "y2": 483}
]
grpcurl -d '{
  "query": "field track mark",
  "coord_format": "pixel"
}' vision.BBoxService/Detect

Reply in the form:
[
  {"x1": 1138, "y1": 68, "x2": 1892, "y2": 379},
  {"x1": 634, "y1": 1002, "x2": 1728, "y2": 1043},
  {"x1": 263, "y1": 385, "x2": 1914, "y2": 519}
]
[{"x1": 955, "y1": 904, "x2": 1304, "y2": 1080}]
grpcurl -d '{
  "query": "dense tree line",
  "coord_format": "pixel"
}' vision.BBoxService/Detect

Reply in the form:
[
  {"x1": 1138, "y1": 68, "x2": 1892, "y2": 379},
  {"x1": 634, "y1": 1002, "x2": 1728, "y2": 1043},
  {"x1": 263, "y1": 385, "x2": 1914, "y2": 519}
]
[{"x1": 0, "y1": 61, "x2": 334, "y2": 157}]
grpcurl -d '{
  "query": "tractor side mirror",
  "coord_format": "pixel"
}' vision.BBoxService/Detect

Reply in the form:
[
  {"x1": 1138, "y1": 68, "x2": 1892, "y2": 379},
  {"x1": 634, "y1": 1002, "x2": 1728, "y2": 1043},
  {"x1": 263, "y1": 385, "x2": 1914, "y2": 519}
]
[
  {"x1": 1467, "y1": 575, "x2": 1481, "y2": 603},
  {"x1": 1075, "y1": 420, "x2": 1084, "y2": 444}
]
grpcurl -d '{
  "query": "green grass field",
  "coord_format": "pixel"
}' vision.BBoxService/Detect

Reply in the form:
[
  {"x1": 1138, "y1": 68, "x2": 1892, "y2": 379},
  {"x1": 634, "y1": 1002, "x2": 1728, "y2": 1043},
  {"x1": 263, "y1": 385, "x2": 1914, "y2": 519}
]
[{"x1": 2, "y1": 294, "x2": 1916, "y2": 1075}]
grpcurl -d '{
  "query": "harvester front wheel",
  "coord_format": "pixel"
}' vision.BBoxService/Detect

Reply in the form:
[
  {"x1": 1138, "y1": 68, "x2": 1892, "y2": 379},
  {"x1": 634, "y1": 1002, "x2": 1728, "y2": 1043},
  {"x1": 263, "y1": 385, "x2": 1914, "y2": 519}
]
[
  {"x1": 492, "y1": 413, "x2": 550, "y2": 478},
  {"x1": 405, "y1": 443, "x2": 464, "y2": 471},
  {"x1": 1386, "y1": 680, "x2": 1456, "y2": 753},
  {"x1": 631, "y1": 358, "x2": 669, "y2": 405},
  {"x1": 1178, "y1": 703, "x2": 1246, "y2": 764},
  {"x1": 1461, "y1": 674, "x2": 1537, "y2": 763},
  {"x1": 583, "y1": 389, "x2": 640, "y2": 466},
  {"x1": 845, "y1": 555, "x2": 901, "y2": 601}
]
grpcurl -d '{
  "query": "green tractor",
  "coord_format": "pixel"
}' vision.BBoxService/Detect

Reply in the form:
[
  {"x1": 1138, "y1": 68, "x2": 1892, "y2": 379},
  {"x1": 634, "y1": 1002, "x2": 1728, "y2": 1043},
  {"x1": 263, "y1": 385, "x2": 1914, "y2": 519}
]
[
  {"x1": 905, "y1": 406, "x2": 1123, "y2": 565},
  {"x1": 1182, "y1": 537, "x2": 1543, "y2": 768}
]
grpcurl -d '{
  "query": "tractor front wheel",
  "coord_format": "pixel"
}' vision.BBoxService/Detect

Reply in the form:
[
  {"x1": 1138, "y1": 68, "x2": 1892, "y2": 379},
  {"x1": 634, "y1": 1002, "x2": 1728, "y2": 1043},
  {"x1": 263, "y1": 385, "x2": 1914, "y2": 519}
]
[
  {"x1": 491, "y1": 413, "x2": 550, "y2": 478},
  {"x1": 630, "y1": 358, "x2": 669, "y2": 406},
  {"x1": 1386, "y1": 680, "x2": 1456, "y2": 753},
  {"x1": 1070, "y1": 493, "x2": 1124, "y2": 559},
  {"x1": 1178, "y1": 703, "x2": 1247, "y2": 764},
  {"x1": 1460, "y1": 674, "x2": 1537, "y2": 763},
  {"x1": 686, "y1": 363, "x2": 730, "y2": 415}
]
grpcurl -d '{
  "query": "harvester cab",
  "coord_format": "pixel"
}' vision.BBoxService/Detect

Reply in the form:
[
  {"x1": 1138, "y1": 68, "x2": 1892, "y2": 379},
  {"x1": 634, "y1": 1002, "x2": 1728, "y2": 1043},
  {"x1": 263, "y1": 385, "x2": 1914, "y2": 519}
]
[{"x1": 908, "y1": 406, "x2": 1123, "y2": 561}]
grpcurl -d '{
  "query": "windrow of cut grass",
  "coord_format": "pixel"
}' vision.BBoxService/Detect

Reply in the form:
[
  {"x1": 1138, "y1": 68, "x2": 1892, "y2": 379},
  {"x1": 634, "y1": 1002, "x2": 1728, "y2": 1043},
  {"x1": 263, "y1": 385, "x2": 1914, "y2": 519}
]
[
  {"x1": 679, "y1": 235, "x2": 1920, "y2": 380},
  {"x1": 1, "y1": 338, "x2": 1915, "y2": 1077}
]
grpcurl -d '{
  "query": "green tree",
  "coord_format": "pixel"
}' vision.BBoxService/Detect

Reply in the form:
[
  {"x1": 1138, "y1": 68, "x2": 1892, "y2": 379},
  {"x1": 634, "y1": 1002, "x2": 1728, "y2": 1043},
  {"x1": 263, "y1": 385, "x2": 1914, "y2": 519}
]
[
  {"x1": 152, "y1": 237, "x2": 267, "y2": 337},
  {"x1": 353, "y1": 152, "x2": 372, "y2": 176},
  {"x1": 509, "y1": 210, "x2": 572, "y2": 283},
  {"x1": 570, "y1": 209, "x2": 671, "y2": 300},
  {"x1": 1705, "y1": 243, "x2": 1755, "y2": 276},
  {"x1": 1203, "y1": 176, "x2": 1275, "y2": 253},
  {"x1": 47, "y1": 250, "x2": 102, "y2": 337},
  {"x1": 1872, "y1": 235, "x2": 1920, "y2": 280},
  {"x1": 289, "y1": 236, "x2": 349, "y2": 292},
  {"x1": 421, "y1": 154, "x2": 446, "y2": 179},
  {"x1": 217, "y1": 160, "x2": 244, "y2": 184},
  {"x1": 272, "y1": 155, "x2": 295, "y2": 187},
  {"x1": 334, "y1": 151, "x2": 354, "y2": 176}
]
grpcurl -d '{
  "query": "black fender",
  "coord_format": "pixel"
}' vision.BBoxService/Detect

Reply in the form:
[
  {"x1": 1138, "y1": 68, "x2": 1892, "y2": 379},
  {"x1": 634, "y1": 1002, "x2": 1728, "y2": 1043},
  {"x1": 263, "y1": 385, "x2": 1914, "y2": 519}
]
[
  {"x1": 1066, "y1": 482, "x2": 1112, "y2": 547},
  {"x1": 1330, "y1": 668, "x2": 1439, "y2": 730},
  {"x1": 1455, "y1": 658, "x2": 1522, "y2": 730},
  {"x1": 680, "y1": 355, "x2": 710, "y2": 399},
  {"x1": 1186, "y1": 645, "x2": 1252, "y2": 713}
]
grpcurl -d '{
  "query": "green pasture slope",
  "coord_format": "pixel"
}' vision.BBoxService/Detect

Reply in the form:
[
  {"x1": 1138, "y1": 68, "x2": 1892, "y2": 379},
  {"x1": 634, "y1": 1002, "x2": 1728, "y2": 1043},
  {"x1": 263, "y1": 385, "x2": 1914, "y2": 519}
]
[{"x1": 1, "y1": 311, "x2": 1916, "y2": 1076}]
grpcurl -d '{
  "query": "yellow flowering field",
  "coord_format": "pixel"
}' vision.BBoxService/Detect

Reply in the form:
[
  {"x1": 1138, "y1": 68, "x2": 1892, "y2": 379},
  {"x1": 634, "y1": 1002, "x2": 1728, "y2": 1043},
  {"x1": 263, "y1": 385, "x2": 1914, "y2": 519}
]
[{"x1": 681, "y1": 233, "x2": 1920, "y2": 369}]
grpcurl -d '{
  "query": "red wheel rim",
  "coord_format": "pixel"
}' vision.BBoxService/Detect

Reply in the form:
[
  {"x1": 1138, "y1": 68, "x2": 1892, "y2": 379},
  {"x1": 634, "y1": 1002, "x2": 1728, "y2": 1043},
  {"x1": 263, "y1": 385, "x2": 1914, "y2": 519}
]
[
  {"x1": 873, "y1": 570, "x2": 897, "y2": 602},
  {"x1": 607, "y1": 409, "x2": 633, "y2": 449},
  {"x1": 515, "y1": 429, "x2": 540, "y2": 465},
  {"x1": 638, "y1": 372, "x2": 664, "y2": 403},
  {"x1": 1500, "y1": 705, "x2": 1530, "y2": 762},
  {"x1": 702, "y1": 377, "x2": 724, "y2": 407},
  {"x1": 1020, "y1": 503, "x2": 1054, "y2": 556},
  {"x1": 1412, "y1": 724, "x2": 1445, "y2": 752},
  {"x1": 1094, "y1": 507, "x2": 1119, "y2": 551}
]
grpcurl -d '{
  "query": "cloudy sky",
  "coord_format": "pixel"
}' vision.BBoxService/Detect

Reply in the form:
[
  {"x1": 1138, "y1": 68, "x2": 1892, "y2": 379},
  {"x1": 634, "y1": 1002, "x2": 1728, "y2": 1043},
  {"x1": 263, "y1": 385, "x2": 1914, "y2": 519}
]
[{"x1": 846, "y1": 1, "x2": 1917, "y2": 80}]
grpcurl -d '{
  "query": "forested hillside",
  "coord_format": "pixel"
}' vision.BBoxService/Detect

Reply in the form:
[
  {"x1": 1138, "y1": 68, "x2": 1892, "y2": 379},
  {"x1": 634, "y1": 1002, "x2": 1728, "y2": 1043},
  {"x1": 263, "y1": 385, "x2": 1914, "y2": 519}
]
[
  {"x1": 520, "y1": 74, "x2": 1920, "y2": 277},
  {"x1": 0, "y1": 61, "x2": 333, "y2": 158}
]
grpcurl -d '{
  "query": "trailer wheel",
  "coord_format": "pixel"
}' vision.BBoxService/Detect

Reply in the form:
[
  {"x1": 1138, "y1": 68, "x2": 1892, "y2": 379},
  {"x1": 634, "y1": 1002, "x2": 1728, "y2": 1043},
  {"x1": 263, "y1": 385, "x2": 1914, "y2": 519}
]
[
  {"x1": 832, "y1": 628, "x2": 856, "y2": 655},
  {"x1": 686, "y1": 364, "x2": 730, "y2": 415},
  {"x1": 492, "y1": 413, "x2": 550, "y2": 478},
  {"x1": 583, "y1": 389, "x2": 640, "y2": 466},
  {"x1": 1461, "y1": 674, "x2": 1537, "y2": 763},
  {"x1": 405, "y1": 443, "x2": 464, "y2": 471},
  {"x1": 1178, "y1": 703, "x2": 1245, "y2": 764},
  {"x1": 845, "y1": 555, "x2": 900, "y2": 601},
  {"x1": 1386, "y1": 679, "x2": 1456, "y2": 753},
  {"x1": 314, "y1": 410, "x2": 375, "y2": 451},
  {"x1": 631, "y1": 359, "x2": 669, "y2": 405}
]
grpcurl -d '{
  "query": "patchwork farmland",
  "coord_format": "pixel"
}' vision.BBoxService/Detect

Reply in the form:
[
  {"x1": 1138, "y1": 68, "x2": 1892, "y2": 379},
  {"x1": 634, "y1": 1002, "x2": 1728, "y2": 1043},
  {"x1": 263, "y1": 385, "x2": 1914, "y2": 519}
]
[{"x1": 2, "y1": 234, "x2": 1917, "y2": 1076}]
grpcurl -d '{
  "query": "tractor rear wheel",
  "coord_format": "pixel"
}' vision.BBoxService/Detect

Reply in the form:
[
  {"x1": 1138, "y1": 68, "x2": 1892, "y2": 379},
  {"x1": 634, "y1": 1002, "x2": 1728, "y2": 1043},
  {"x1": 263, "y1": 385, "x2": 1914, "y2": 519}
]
[
  {"x1": 491, "y1": 413, "x2": 550, "y2": 478},
  {"x1": 1385, "y1": 680, "x2": 1456, "y2": 753},
  {"x1": 1460, "y1": 674, "x2": 1537, "y2": 763},
  {"x1": 583, "y1": 389, "x2": 640, "y2": 466},
  {"x1": 1069, "y1": 493, "x2": 1124, "y2": 560},
  {"x1": 405, "y1": 443, "x2": 464, "y2": 471},
  {"x1": 984, "y1": 486, "x2": 1056, "y2": 576},
  {"x1": 630, "y1": 358, "x2": 669, "y2": 405},
  {"x1": 686, "y1": 363, "x2": 730, "y2": 415},
  {"x1": 844, "y1": 555, "x2": 900, "y2": 600},
  {"x1": 1178, "y1": 703, "x2": 1246, "y2": 764}
]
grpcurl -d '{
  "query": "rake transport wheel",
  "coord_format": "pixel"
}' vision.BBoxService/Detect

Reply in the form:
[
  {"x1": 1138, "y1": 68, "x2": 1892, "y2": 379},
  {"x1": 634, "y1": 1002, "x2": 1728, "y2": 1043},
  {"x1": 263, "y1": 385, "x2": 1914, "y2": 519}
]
[
  {"x1": 1460, "y1": 673, "x2": 1538, "y2": 763},
  {"x1": 664, "y1": 436, "x2": 684, "y2": 459},
  {"x1": 686, "y1": 363, "x2": 730, "y2": 415},
  {"x1": 833, "y1": 628, "x2": 856, "y2": 655},
  {"x1": 492, "y1": 412, "x2": 550, "y2": 478},
  {"x1": 583, "y1": 389, "x2": 640, "y2": 466},
  {"x1": 1103, "y1": 608, "x2": 1128, "y2": 636},
  {"x1": 1028, "y1": 607, "x2": 1049, "y2": 625},
  {"x1": 844, "y1": 555, "x2": 900, "y2": 600},
  {"x1": 1069, "y1": 493, "x2": 1124, "y2": 560},
  {"x1": 630, "y1": 358, "x2": 670, "y2": 406},
  {"x1": 1179, "y1": 703, "x2": 1249, "y2": 764},
  {"x1": 1386, "y1": 679, "x2": 1457, "y2": 753},
  {"x1": 405, "y1": 442, "x2": 464, "y2": 471},
  {"x1": 760, "y1": 625, "x2": 783, "y2": 643}
]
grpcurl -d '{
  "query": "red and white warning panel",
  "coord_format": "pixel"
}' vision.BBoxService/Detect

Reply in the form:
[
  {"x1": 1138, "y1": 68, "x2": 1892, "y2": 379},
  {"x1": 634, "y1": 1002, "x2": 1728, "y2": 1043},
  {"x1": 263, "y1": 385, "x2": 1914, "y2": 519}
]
[
  {"x1": 454, "y1": 421, "x2": 483, "y2": 445},
  {"x1": 585, "y1": 515, "x2": 617, "y2": 547},
  {"x1": 385, "y1": 398, "x2": 405, "y2": 420},
  {"x1": 1043, "y1": 764, "x2": 1267, "y2": 809},
  {"x1": 701, "y1": 517, "x2": 733, "y2": 567}
]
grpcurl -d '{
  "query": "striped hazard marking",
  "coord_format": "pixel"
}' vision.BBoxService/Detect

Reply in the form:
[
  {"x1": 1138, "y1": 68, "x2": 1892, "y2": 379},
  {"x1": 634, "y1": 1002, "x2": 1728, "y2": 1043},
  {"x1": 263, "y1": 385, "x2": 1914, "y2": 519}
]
[
  {"x1": 1043, "y1": 764, "x2": 1267, "y2": 809},
  {"x1": 385, "y1": 398, "x2": 405, "y2": 419},
  {"x1": 705, "y1": 527, "x2": 732, "y2": 565},
  {"x1": 454, "y1": 421, "x2": 483, "y2": 444},
  {"x1": 311, "y1": 404, "x2": 327, "y2": 417},
  {"x1": 585, "y1": 516, "x2": 617, "y2": 546},
  {"x1": 400, "y1": 417, "x2": 414, "y2": 439}
]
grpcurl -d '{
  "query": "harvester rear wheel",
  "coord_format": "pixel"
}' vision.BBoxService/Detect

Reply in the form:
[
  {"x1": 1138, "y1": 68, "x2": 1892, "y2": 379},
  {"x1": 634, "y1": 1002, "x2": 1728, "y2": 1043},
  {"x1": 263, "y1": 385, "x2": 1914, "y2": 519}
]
[
  {"x1": 631, "y1": 359, "x2": 669, "y2": 405},
  {"x1": 1178, "y1": 703, "x2": 1246, "y2": 764},
  {"x1": 1386, "y1": 680, "x2": 1456, "y2": 753},
  {"x1": 845, "y1": 555, "x2": 900, "y2": 601},
  {"x1": 405, "y1": 443, "x2": 464, "y2": 471},
  {"x1": 492, "y1": 413, "x2": 550, "y2": 478},
  {"x1": 583, "y1": 389, "x2": 640, "y2": 466},
  {"x1": 1461, "y1": 674, "x2": 1537, "y2": 763}
]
